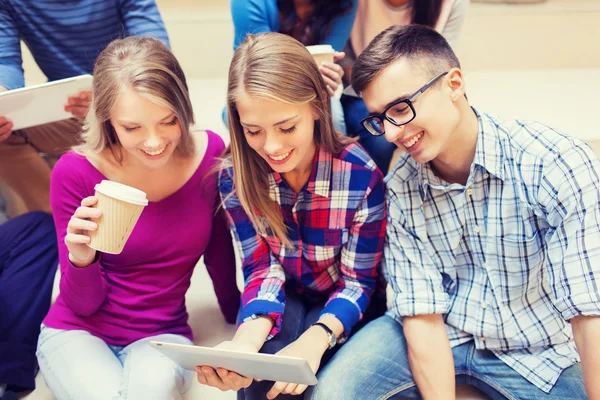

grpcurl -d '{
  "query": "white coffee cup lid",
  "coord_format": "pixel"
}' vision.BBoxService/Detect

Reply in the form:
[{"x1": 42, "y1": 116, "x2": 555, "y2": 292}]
[
  {"x1": 94, "y1": 180, "x2": 148, "y2": 206},
  {"x1": 306, "y1": 44, "x2": 334, "y2": 55}
]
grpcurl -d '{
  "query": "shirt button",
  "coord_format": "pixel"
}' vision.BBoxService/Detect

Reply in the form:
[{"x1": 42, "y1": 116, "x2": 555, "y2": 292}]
[
  {"x1": 484, "y1": 173, "x2": 490, "y2": 179},
  {"x1": 481, "y1": 302, "x2": 487, "y2": 309},
  {"x1": 474, "y1": 226, "x2": 481, "y2": 234},
  {"x1": 466, "y1": 188, "x2": 473, "y2": 196}
]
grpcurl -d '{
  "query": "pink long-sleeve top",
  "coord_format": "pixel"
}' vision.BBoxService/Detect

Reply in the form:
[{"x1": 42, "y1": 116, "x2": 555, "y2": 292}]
[{"x1": 43, "y1": 130, "x2": 240, "y2": 346}]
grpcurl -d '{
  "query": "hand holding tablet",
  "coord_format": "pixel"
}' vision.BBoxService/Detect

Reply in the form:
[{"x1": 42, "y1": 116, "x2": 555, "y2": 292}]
[
  {"x1": 0, "y1": 75, "x2": 93, "y2": 131},
  {"x1": 195, "y1": 341, "x2": 256, "y2": 392},
  {"x1": 64, "y1": 90, "x2": 93, "y2": 121},
  {"x1": 150, "y1": 340, "x2": 319, "y2": 391}
]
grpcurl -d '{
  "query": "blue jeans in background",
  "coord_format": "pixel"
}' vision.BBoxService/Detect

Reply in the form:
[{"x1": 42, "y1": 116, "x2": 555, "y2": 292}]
[
  {"x1": 0, "y1": 212, "x2": 58, "y2": 392},
  {"x1": 307, "y1": 315, "x2": 586, "y2": 400},
  {"x1": 341, "y1": 94, "x2": 397, "y2": 175}
]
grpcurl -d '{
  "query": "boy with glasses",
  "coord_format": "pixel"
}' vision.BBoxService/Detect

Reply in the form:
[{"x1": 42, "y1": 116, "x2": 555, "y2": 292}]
[{"x1": 307, "y1": 24, "x2": 600, "y2": 400}]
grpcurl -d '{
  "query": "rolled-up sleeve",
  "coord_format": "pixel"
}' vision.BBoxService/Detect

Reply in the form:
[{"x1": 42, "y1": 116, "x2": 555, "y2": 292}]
[
  {"x1": 540, "y1": 146, "x2": 600, "y2": 321},
  {"x1": 384, "y1": 188, "x2": 450, "y2": 320}
]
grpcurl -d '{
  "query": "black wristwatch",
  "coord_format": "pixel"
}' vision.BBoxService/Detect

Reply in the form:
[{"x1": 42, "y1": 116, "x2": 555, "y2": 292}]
[{"x1": 311, "y1": 322, "x2": 336, "y2": 349}]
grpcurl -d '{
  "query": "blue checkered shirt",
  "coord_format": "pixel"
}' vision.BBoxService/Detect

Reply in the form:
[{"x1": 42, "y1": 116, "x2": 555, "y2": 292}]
[{"x1": 384, "y1": 108, "x2": 600, "y2": 392}]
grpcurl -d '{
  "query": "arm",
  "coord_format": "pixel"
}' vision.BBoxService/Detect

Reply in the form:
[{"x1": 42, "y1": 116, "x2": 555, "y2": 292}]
[
  {"x1": 540, "y1": 145, "x2": 600, "y2": 399},
  {"x1": 0, "y1": 84, "x2": 11, "y2": 140},
  {"x1": 319, "y1": 167, "x2": 387, "y2": 336},
  {"x1": 323, "y1": 0, "x2": 359, "y2": 51},
  {"x1": 50, "y1": 155, "x2": 109, "y2": 316},
  {"x1": 265, "y1": 169, "x2": 387, "y2": 398},
  {"x1": 120, "y1": 0, "x2": 170, "y2": 46},
  {"x1": 571, "y1": 316, "x2": 600, "y2": 400},
  {"x1": 196, "y1": 165, "x2": 287, "y2": 392},
  {"x1": 230, "y1": 0, "x2": 277, "y2": 50},
  {"x1": 218, "y1": 166, "x2": 287, "y2": 340},
  {"x1": 0, "y1": 2, "x2": 24, "y2": 90},
  {"x1": 384, "y1": 183, "x2": 454, "y2": 397},
  {"x1": 404, "y1": 314, "x2": 455, "y2": 400},
  {"x1": 204, "y1": 206, "x2": 241, "y2": 324}
]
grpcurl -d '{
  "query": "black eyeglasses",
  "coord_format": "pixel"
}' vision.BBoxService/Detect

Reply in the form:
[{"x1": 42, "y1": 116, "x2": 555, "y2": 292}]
[{"x1": 360, "y1": 71, "x2": 449, "y2": 136}]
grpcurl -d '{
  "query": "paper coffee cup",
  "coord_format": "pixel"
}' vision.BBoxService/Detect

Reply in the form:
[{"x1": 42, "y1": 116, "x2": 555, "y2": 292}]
[
  {"x1": 87, "y1": 180, "x2": 148, "y2": 255},
  {"x1": 306, "y1": 44, "x2": 335, "y2": 65}
]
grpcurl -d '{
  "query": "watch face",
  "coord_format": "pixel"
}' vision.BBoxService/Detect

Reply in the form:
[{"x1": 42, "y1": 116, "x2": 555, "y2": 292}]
[{"x1": 328, "y1": 334, "x2": 336, "y2": 348}]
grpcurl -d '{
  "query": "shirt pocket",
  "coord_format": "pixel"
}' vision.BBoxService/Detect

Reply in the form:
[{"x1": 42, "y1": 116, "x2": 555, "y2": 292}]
[
  {"x1": 487, "y1": 233, "x2": 546, "y2": 303},
  {"x1": 300, "y1": 227, "x2": 350, "y2": 270}
]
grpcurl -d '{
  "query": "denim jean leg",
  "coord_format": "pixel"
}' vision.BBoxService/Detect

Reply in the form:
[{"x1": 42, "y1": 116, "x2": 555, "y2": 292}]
[
  {"x1": 467, "y1": 349, "x2": 586, "y2": 400},
  {"x1": 307, "y1": 315, "x2": 421, "y2": 400},
  {"x1": 36, "y1": 326, "x2": 122, "y2": 400},
  {"x1": 0, "y1": 213, "x2": 58, "y2": 392},
  {"x1": 117, "y1": 333, "x2": 194, "y2": 400}
]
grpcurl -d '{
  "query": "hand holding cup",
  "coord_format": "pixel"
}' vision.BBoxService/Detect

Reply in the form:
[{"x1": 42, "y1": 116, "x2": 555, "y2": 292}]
[{"x1": 65, "y1": 196, "x2": 101, "y2": 267}]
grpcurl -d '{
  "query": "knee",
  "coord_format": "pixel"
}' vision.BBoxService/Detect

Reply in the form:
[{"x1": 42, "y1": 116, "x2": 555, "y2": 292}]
[{"x1": 125, "y1": 366, "x2": 189, "y2": 399}]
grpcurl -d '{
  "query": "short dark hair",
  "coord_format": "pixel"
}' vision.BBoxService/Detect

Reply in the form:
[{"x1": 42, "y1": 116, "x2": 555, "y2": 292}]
[{"x1": 352, "y1": 24, "x2": 461, "y2": 94}]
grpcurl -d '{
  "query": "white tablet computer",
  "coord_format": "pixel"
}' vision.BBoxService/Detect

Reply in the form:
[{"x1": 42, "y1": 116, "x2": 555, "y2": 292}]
[
  {"x1": 0, "y1": 74, "x2": 93, "y2": 130},
  {"x1": 150, "y1": 341, "x2": 318, "y2": 386}
]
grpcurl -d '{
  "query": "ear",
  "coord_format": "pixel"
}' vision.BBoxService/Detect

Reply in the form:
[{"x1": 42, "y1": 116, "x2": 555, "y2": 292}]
[{"x1": 446, "y1": 67, "x2": 465, "y2": 101}]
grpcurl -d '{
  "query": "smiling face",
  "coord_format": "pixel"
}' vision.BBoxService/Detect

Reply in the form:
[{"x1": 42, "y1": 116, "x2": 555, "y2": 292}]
[
  {"x1": 235, "y1": 90, "x2": 317, "y2": 175},
  {"x1": 361, "y1": 59, "x2": 463, "y2": 165},
  {"x1": 109, "y1": 86, "x2": 182, "y2": 170}
]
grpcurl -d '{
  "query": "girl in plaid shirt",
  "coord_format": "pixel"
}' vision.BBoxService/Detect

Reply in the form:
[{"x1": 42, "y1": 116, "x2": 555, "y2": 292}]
[{"x1": 196, "y1": 32, "x2": 387, "y2": 399}]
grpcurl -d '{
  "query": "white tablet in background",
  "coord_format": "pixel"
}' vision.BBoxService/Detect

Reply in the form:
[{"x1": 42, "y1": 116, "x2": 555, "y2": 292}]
[
  {"x1": 150, "y1": 341, "x2": 318, "y2": 386},
  {"x1": 0, "y1": 74, "x2": 93, "y2": 130}
]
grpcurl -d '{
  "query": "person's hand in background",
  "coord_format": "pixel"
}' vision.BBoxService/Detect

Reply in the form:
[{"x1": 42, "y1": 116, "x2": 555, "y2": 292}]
[
  {"x1": 0, "y1": 86, "x2": 13, "y2": 142},
  {"x1": 319, "y1": 52, "x2": 345, "y2": 97},
  {"x1": 65, "y1": 90, "x2": 92, "y2": 121}
]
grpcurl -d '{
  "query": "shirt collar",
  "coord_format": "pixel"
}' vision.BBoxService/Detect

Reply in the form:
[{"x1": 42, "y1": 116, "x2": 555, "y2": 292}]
[
  {"x1": 268, "y1": 147, "x2": 332, "y2": 200},
  {"x1": 472, "y1": 107, "x2": 505, "y2": 181},
  {"x1": 418, "y1": 107, "x2": 506, "y2": 198}
]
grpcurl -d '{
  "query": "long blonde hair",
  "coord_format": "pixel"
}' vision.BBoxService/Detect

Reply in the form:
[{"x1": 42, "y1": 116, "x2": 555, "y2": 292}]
[
  {"x1": 76, "y1": 36, "x2": 195, "y2": 161},
  {"x1": 226, "y1": 32, "x2": 350, "y2": 246}
]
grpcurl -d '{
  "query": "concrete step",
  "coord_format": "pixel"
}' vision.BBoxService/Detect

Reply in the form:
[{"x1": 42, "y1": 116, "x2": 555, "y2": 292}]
[
  {"x1": 457, "y1": 0, "x2": 600, "y2": 71},
  {"x1": 157, "y1": 0, "x2": 600, "y2": 78},
  {"x1": 20, "y1": 0, "x2": 600, "y2": 85},
  {"x1": 465, "y1": 68, "x2": 600, "y2": 145}
]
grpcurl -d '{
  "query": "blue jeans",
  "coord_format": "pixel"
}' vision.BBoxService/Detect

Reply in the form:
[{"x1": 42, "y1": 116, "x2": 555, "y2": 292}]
[
  {"x1": 238, "y1": 290, "x2": 328, "y2": 400},
  {"x1": 222, "y1": 96, "x2": 347, "y2": 136},
  {"x1": 240, "y1": 289, "x2": 387, "y2": 400},
  {"x1": 36, "y1": 325, "x2": 194, "y2": 400},
  {"x1": 341, "y1": 94, "x2": 396, "y2": 175},
  {"x1": 0, "y1": 212, "x2": 58, "y2": 392},
  {"x1": 307, "y1": 315, "x2": 586, "y2": 400}
]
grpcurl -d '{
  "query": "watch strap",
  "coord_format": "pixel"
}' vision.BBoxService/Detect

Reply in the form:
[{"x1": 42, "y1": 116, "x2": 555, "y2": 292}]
[{"x1": 311, "y1": 322, "x2": 336, "y2": 349}]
